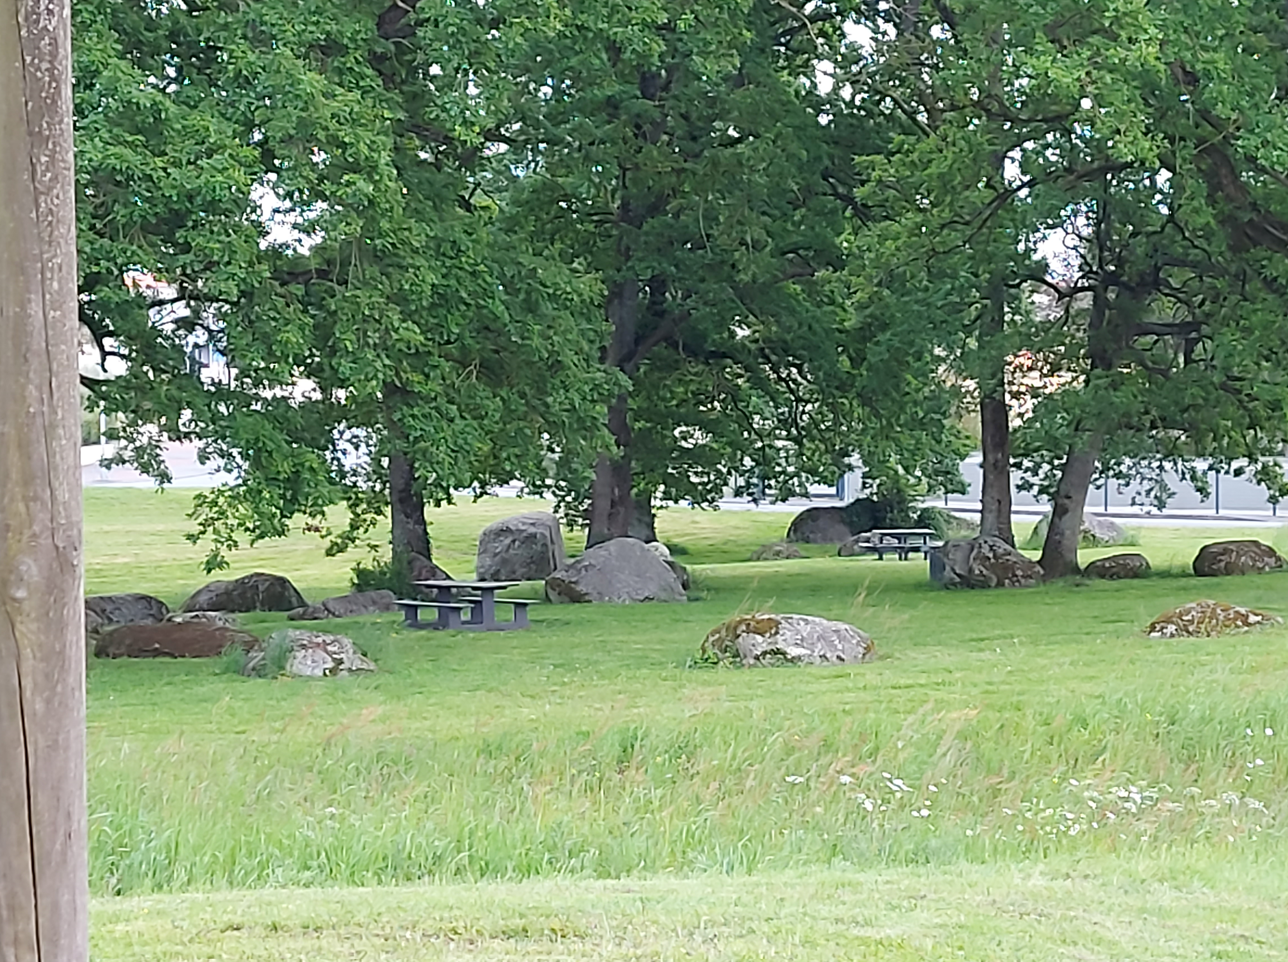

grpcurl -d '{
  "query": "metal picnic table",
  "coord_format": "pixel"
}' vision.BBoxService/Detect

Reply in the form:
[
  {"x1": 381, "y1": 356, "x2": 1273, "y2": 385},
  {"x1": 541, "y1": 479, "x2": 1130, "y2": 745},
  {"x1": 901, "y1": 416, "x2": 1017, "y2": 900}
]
[
  {"x1": 860, "y1": 528, "x2": 942, "y2": 561},
  {"x1": 399, "y1": 579, "x2": 537, "y2": 631}
]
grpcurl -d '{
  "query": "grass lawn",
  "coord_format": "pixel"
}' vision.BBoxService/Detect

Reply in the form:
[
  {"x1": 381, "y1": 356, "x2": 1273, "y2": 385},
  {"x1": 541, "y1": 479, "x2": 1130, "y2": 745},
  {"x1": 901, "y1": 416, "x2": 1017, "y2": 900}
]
[{"x1": 85, "y1": 489, "x2": 1288, "y2": 959}]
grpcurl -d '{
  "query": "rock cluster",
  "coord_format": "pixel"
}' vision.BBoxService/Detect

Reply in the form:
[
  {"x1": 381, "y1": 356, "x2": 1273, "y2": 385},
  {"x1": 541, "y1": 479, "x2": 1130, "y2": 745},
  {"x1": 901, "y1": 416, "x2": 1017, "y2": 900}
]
[
  {"x1": 1146, "y1": 600, "x2": 1281, "y2": 638},
  {"x1": 700, "y1": 613, "x2": 875, "y2": 667}
]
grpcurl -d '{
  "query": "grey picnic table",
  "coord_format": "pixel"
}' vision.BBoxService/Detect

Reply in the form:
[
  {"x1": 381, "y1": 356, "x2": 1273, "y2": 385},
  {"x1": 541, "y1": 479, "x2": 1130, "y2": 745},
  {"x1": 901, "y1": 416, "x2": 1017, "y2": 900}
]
[
  {"x1": 400, "y1": 579, "x2": 535, "y2": 631},
  {"x1": 861, "y1": 528, "x2": 942, "y2": 561}
]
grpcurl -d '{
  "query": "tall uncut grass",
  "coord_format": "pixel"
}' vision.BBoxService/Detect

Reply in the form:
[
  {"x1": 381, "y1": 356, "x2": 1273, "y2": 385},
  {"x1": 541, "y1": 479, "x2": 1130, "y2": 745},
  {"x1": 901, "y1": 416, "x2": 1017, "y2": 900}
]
[{"x1": 85, "y1": 491, "x2": 1288, "y2": 895}]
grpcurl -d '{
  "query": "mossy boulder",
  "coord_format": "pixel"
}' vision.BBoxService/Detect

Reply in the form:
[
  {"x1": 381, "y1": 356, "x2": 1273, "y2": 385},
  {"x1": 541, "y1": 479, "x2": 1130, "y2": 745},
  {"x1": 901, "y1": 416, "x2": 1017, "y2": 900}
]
[{"x1": 700, "y1": 613, "x2": 875, "y2": 667}]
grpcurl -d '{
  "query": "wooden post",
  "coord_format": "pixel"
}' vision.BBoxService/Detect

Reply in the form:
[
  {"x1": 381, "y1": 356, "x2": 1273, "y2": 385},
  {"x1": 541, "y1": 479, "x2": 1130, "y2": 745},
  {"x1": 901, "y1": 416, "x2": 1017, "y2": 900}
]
[{"x1": 0, "y1": 0, "x2": 88, "y2": 959}]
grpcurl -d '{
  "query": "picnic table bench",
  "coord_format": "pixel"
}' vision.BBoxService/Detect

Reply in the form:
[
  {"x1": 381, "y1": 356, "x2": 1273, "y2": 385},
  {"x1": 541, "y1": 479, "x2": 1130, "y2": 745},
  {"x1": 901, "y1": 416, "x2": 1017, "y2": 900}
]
[
  {"x1": 397, "y1": 580, "x2": 539, "y2": 631},
  {"x1": 853, "y1": 528, "x2": 943, "y2": 561}
]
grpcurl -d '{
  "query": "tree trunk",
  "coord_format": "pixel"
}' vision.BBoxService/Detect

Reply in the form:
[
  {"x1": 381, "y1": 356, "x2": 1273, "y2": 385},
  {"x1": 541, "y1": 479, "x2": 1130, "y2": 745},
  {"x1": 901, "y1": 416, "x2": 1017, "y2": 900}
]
[
  {"x1": 587, "y1": 392, "x2": 634, "y2": 547},
  {"x1": 0, "y1": 0, "x2": 88, "y2": 957},
  {"x1": 587, "y1": 277, "x2": 640, "y2": 547},
  {"x1": 388, "y1": 450, "x2": 431, "y2": 560},
  {"x1": 977, "y1": 275, "x2": 1014, "y2": 545},
  {"x1": 628, "y1": 489, "x2": 657, "y2": 542},
  {"x1": 1037, "y1": 434, "x2": 1104, "y2": 579}
]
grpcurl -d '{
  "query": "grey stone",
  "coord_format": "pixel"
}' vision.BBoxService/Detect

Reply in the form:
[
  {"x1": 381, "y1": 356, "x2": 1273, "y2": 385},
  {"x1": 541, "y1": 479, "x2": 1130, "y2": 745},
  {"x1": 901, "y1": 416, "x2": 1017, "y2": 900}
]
[
  {"x1": 85, "y1": 593, "x2": 169, "y2": 631},
  {"x1": 700, "y1": 613, "x2": 875, "y2": 667},
  {"x1": 750, "y1": 542, "x2": 804, "y2": 561},
  {"x1": 930, "y1": 536, "x2": 1043, "y2": 589},
  {"x1": 408, "y1": 552, "x2": 453, "y2": 583},
  {"x1": 166, "y1": 610, "x2": 239, "y2": 627},
  {"x1": 785, "y1": 506, "x2": 853, "y2": 544},
  {"x1": 287, "y1": 589, "x2": 398, "y2": 621},
  {"x1": 242, "y1": 629, "x2": 376, "y2": 677},
  {"x1": 545, "y1": 537, "x2": 686, "y2": 604},
  {"x1": 477, "y1": 512, "x2": 566, "y2": 582},
  {"x1": 1083, "y1": 553, "x2": 1151, "y2": 580},
  {"x1": 1029, "y1": 512, "x2": 1128, "y2": 548},
  {"x1": 181, "y1": 572, "x2": 307, "y2": 613},
  {"x1": 1193, "y1": 540, "x2": 1285, "y2": 577},
  {"x1": 94, "y1": 622, "x2": 258, "y2": 659}
]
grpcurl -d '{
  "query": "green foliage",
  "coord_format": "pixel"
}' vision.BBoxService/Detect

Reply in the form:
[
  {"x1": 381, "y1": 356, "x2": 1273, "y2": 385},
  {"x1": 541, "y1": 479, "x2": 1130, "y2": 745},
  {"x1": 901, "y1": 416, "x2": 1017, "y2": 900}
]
[
  {"x1": 213, "y1": 643, "x2": 248, "y2": 677},
  {"x1": 349, "y1": 550, "x2": 416, "y2": 599}
]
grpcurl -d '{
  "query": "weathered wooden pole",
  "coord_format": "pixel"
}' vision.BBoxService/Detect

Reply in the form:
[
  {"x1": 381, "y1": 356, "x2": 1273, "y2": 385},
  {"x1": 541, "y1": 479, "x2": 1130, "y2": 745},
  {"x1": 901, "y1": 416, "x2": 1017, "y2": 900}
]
[{"x1": 0, "y1": 0, "x2": 88, "y2": 959}]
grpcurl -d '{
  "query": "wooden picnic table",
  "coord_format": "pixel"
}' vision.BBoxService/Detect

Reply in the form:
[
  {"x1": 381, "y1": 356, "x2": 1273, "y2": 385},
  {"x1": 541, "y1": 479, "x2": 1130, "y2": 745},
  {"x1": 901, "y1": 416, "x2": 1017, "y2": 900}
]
[
  {"x1": 861, "y1": 528, "x2": 942, "y2": 561},
  {"x1": 399, "y1": 579, "x2": 537, "y2": 631}
]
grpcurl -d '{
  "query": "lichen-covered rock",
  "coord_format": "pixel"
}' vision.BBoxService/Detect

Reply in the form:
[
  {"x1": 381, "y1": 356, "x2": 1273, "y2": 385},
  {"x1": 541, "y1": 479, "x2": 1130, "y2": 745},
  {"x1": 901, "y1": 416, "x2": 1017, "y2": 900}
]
[
  {"x1": 1083, "y1": 553, "x2": 1152, "y2": 580},
  {"x1": 94, "y1": 622, "x2": 258, "y2": 659},
  {"x1": 1029, "y1": 512, "x2": 1128, "y2": 548},
  {"x1": 929, "y1": 536, "x2": 1043, "y2": 589},
  {"x1": 700, "y1": 613, "x2": 875, "y2": 667},
  {"x1": 751, "y1": 542, "x2": 804, "y2": 561},
  {"x1": 181, "y1": 572, "x2": 307, "y2": 613},
  {"x1": 784, "y1": 506, "x2": 853, "y2": 544},
  {"x1": 1146, "y1": 600, "x2": 1281, "y2": 638},
  {"x1": 166, "y1": 610, "x2": 239, "y2": 627},
  {"x1": 242, "y1": 630, "x2": 376, "y2": 677},
  {"x1": 287, "y1": 589, "x2": 398, "y2": 621},
  {"x1": 475, "y1": 512, "x2": 566, "y2": 582},
  {"x1": 1192, "y1": 540, "x2": 1285, "y2": 578},
  {"x1": 85, "y1": 593, "x2": 169, "y2": 632},
  {"x1": 545, "y1": 538, "x2": 686, "y2": 603}
]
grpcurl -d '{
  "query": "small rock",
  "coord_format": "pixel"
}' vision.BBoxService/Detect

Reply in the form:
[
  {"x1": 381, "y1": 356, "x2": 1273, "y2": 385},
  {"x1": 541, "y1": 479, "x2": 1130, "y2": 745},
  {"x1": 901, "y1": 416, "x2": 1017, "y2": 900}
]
[
  {"x1": 929, "y1": 536, "x2": 1043, "y2": 589},
  {"x1": 700, "y1": 613, "x2": 875, "y2": 667},
  {"x1": 166, "y1": 611, "x2": 239, "y2": 627},
  {"x1": 837, "y1": 534, "x2": 874, "y2": 558},
  {"x1": 1146, "y1": 600, "x2": 1281, "y2": 638},
  {"x1": 94, "y1": 622, "x2": 258, "y2": 659},
  {"x1": 750, "y1": 542, "x2": 804, "y2": 561},
  {"x1": 475, "y1": 512, "x2": 566, "y2": 581},
  {"x1": 287, "y1": 590, "x2": 398, "y2": 621},
  {"x1": 242, "y1": 629, "x2": 376, "y2": 677},
  {"x1": 1192, "y1": 540, "x2": 1285, "y2": 577},
  {"x1": 85, "y1": 593, "x2": 169, "y2": 631},
  {"x1": 1083, "y1": 553, "x2": 1152, "y2": 580},
  {"x1": 546, "y1": 538, "x2": 686, "y2": 603},
  {"x1": 181, "y1": 572, "x2": 307, "y2": 613}
]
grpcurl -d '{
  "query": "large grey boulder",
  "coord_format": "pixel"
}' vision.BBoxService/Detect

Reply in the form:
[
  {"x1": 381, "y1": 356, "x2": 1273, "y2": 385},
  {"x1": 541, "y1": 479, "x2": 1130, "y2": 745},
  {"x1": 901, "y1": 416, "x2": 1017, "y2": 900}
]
[
  {"x1": 242, "y1": 629, "x2": 376, "y2": 678},
  {"x1": 545, "y1": 538, "x2": 686, "y2": 603},
  {"x1": 785, "y1": 506, "x2": 853, "y2": 544},
  {"x1": 1029, "y1": 512, "x2": 1128, "y2": 548},
  {"x1": 930, "y1": 536, "x2": 1043, "y2": 589},
  {"x1": 1193, "y1": 540, "x2": 1285, "y2": 577},
  {"x1": 181, "y1": 572, "x2": 307, "y2": 613},
  {"x1": 700, "y1": 613, "x2": 875, "y2": 667},
  {"x1": 1083, "y1": 553, "x2": 1151, "y2": 580},
  {"x1": 94, "y1": 622, "x2": 258, "y2": 659},
  {"x1": 288, "y1": 589, "x2": 398, "y2": 621},
  {"x1": 644, "y1": 541, "x2": 690, "y2": 590},
  {"x1": 85, "y1": 593, "x2": 169, "y2": 634},
  {"x1": 476, "y1": 512, "x2": 566, "y2": 581}
]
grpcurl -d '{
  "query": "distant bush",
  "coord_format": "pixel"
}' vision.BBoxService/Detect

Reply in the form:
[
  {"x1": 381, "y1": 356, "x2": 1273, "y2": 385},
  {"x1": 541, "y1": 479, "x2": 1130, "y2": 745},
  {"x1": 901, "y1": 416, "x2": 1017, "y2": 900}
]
[{"x1": 351, "y1": 550, "x2": 417, "y2": 597}]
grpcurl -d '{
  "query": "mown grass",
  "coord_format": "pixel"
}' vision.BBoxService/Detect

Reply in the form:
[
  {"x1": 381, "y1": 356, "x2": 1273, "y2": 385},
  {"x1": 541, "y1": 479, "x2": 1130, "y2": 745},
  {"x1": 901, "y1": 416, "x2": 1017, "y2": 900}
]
[{"x1": 85, "y1": 489, "x2": 1288, "y2": 956}]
